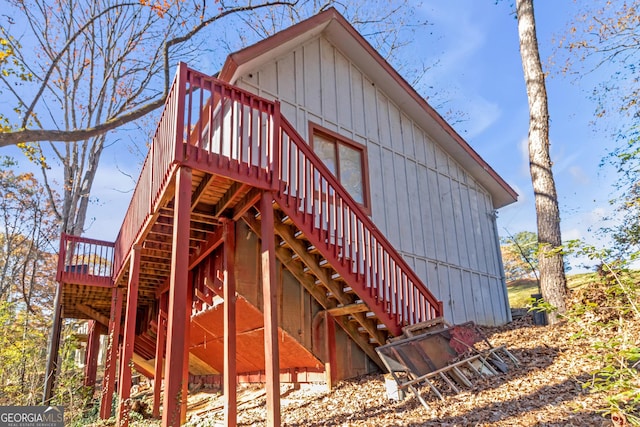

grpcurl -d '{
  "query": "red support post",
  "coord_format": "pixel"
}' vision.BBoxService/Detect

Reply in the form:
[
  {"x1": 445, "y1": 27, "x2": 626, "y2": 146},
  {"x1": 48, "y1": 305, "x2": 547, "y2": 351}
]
[
  {"x1": 260, "y1": 192, "x2": 281, "y2": 427},
  {"x1": 271, "y1": 101, "x2": 281, "y2": 190},
  {"x1": 174, "y1": 62, "x2": 188, "y2": 163},
  {"x1": 83, "y1": 320, "x2": 101, "y2": 389},
  {"x1": 117, "y1": 245, "x2": 142, "y2": 427},
  {"x1": 181, "y1": 272, "x2": 193, "y2": 424},
  {"x1": 162, "y1": 166, "x2": 192, "y2": 427},
  {"x1": 100, "y1": 287, "x2": 124, "y2": 419},
  {"x1": 153, "y1": 295, "x2": 167, "y2": 418},
  {"x1": 222, "y1": 219, "x2": 237, "y2": 426}
]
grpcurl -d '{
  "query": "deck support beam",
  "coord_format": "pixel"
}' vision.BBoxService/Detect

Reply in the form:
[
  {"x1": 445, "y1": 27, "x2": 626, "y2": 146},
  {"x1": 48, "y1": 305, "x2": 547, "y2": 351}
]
[
  {"x1": 162, "y1": 166, "x2": 192, "y2": 427},
  {"x1": 117, "y1": 244, "x2": 142, "y2": 427},
  {"x1": 223, "y1": 218, "x2": 237, "y2": 426},
  {"x1": 181, "y1": 272, "x2": 193, "y2": 424},
  {"x1": 76, "y1": 304, "x2": 110, "y2": 328},
  {"x1": 261, "y1": 192, "x2": 281, "y2": 427},
  {"x1": 83, "y1": 320, "x2": 101, "y2": 389},
  {"x1": 100, "y1": 287, "x2": 124, "y2": 419},
  {"x1": 153, "y1": 295, "x2": 168, "y2": 418},
  {"x1": 324, "y1": 312, "x2": 337, "y2": 390}
]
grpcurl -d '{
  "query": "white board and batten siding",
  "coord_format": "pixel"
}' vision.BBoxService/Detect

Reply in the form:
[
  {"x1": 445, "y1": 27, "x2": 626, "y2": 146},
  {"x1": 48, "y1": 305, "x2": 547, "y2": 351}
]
[{"x1": 234, "y1": 36, "x2": 511, "y2": 326}]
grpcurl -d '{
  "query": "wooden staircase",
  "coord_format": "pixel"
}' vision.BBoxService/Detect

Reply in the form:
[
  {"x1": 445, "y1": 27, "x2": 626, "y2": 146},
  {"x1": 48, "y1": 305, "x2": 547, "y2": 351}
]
[
  {"x1": 242, "y1": 205, "x2": 387, "y2": 366},
  {"x1": 56, "y1": 64, "x2": 444, "y2": 374}
]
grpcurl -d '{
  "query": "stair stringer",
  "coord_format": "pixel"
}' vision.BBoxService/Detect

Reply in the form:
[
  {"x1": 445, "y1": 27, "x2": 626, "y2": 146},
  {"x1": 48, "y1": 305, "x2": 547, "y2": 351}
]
[
  {"x1": 274, "y1": 194, "x2": 403, "y2": 336},
  {"x1": 241, "y1": 209, "x2": 386, "y2": 368}
]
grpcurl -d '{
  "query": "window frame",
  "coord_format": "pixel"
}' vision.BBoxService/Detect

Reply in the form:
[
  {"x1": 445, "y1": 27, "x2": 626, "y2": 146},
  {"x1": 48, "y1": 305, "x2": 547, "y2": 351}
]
[{"x1": 308, "y1": 122, "x2": 371, "y2": 215}]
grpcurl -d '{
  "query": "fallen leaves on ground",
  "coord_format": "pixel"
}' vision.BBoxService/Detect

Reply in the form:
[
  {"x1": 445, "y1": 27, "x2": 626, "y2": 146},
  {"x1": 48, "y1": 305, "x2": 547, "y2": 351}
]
[{"x1": 181, "y1": 312, "x2": 623, "y2": 427}]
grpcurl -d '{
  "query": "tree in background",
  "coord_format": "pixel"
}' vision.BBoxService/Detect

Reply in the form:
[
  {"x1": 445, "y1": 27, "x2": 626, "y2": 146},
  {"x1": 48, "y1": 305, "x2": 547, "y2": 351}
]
[
  {"x1": 501, "y1": 231, "x2": 539, "y2": 282},
  {"x1": 553, "y1": 5, "x2": 640, "y2": 422},
  {"x1": 0, "y1": 157, "x2": 58, "y2": 306},
  {"x1": 1, "y1": 0, "x2": 295, "y2": 235},
  {"x1": 561, "y1": 1, "x2": 640, "y2": 256},
  {"x1": 0, "y1": 0, "x2": 428, "y2": 149},
  {"x1": 515, "y1": 0, "x2": 568, "y2": 323},
  {"x1": 0, "y1": 157, "x2": 59, "y2": 405}
]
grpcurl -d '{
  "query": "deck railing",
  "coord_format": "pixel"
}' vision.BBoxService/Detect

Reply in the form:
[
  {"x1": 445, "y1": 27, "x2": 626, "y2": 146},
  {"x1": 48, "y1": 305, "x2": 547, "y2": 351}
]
[
  {"x1": 57, "y1": 233, "x2": 115, "y2": 287},
  {"x1": 113, "y1": 64, "x2": 186, "y2": 275},
  {"x1": 180, "y1": 67, "x2": 278, "y2": 187}
]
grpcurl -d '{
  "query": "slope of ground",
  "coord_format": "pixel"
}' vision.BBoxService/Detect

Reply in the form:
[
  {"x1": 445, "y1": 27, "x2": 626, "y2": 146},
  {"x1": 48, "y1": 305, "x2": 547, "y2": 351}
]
[
  {"x1": 87, "y1": 277, "x2": 638, "y2": 426},
  {"x1": 182, "y1": 314, "x2": 614, "y2": 427}
]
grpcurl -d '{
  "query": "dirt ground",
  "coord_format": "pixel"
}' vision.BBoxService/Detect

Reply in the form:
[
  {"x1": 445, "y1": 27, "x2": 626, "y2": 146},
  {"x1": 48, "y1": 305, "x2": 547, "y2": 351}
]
[{"x1": 177, "y1": 313, "x2": 618, "y2": 427}]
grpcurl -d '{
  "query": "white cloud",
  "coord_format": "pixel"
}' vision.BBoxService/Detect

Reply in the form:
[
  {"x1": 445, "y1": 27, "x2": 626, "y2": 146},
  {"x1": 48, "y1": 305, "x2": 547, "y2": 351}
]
[
  {"x1": 419, "y1": 3, "x2": 485, "y2": 81},
  {"x1": 462, "y1": 98, "x2": 502, "y2": 139},
  {"x1": 519, "y1": 136, "x2": 530, "y2": 176},
  {"x1": 568, "y1": 165, "x2": 590, "y2": 185},
  {"x1": 416, "y1": 2, "x2": 503, "y2": 139},
  {"x1": 563, "y1": 227, "x2": 583, "y2": 241}
]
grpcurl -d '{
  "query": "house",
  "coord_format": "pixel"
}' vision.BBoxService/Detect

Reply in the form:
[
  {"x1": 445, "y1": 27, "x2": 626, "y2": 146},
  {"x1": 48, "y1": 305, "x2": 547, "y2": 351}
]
[{"x1": 49, "y1": 8, "x2": 517, "y2": 427}]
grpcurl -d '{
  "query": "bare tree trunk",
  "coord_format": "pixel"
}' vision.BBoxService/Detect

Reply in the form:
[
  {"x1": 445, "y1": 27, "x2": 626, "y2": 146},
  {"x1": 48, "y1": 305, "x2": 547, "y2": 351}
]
[{"x1": 516, "y1": 0, "x2": 567, "y2": 323}]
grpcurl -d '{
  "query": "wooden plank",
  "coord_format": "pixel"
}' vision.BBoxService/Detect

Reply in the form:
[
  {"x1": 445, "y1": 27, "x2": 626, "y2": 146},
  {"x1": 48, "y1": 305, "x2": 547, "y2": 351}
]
[
  {"x1": 214, "y1": 182, "x2": 249, "y2": 218},
  {"x1": 271, "y1": 216, "x2": 347, "y2": 304},
  {"x1": 100, "y1": 287, "x2": 123, "y2": 419},
  {"x1": 326, "y1": 303, "x2": 369, "y2": 317},
  {"x1": 191, "y1": 173, "x2": 215, "y2": 209},
  {"x1": 187, "y1": 353, "x2": 218, "y2": 375},
  {"x1": 75, "y1": 304, "x2": 110, "y2": 327},
  {"x1": 271, "y1": 209, "x2": 386, "y2": 345},
  {"x1": 231, "y1": 187, "x2": 262, "y2": 221},
  {"x1": 188, "y1": 226, "x2": 224, "y2": 270},
  {"x1": 163, "y1": 166, "x2": 192, "y2": 427},
  {"x1": 132, "y1": 353, "x2": 155, "y2": 379},
  {"x1": 190, "y1": 212, "x2": 219, "y2": 229},
  {"x1": 195, "y1": 287, "x2": 213, "y2": 305},
  {"x1": 117, "y1": 244, "x2": 141, "y2": 427},
  {"x1": 260, "y1": 192, "x2": 281, "y2": 427},
  {"x1": 153, "y1": 295, "x2": 167, "y2": 418},
  {"x1": 223, "y1": 219, "x2": 237, "y2": 426},
  {"x1": 83, "y1": 320, "x2": 101, "y2": 388}
]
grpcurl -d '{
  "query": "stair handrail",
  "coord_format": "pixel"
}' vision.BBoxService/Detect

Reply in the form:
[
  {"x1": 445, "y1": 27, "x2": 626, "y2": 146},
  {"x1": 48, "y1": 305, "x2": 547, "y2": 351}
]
[
  {"x1": 276, "y1": 116, "x2": 443, "y2": 326},
  {"x1": 113, "y1": 63, "x2": 187, "y2": 276}
]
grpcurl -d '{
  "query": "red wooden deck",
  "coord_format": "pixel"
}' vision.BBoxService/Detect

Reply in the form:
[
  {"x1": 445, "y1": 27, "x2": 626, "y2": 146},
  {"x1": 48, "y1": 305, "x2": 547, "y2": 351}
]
[{"x1": 55, "y1": 63, "x2": 443, "y2": 425}]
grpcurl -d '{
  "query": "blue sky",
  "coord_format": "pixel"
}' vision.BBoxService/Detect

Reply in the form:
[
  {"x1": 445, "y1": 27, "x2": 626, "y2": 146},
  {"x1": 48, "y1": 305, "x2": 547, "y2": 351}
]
[
  {"x1": 1, "y1": 1, "x2": 619, "y2": 271},
  {"x1": 414, "y1": 1, "x2": 618, "y2": 271}
]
